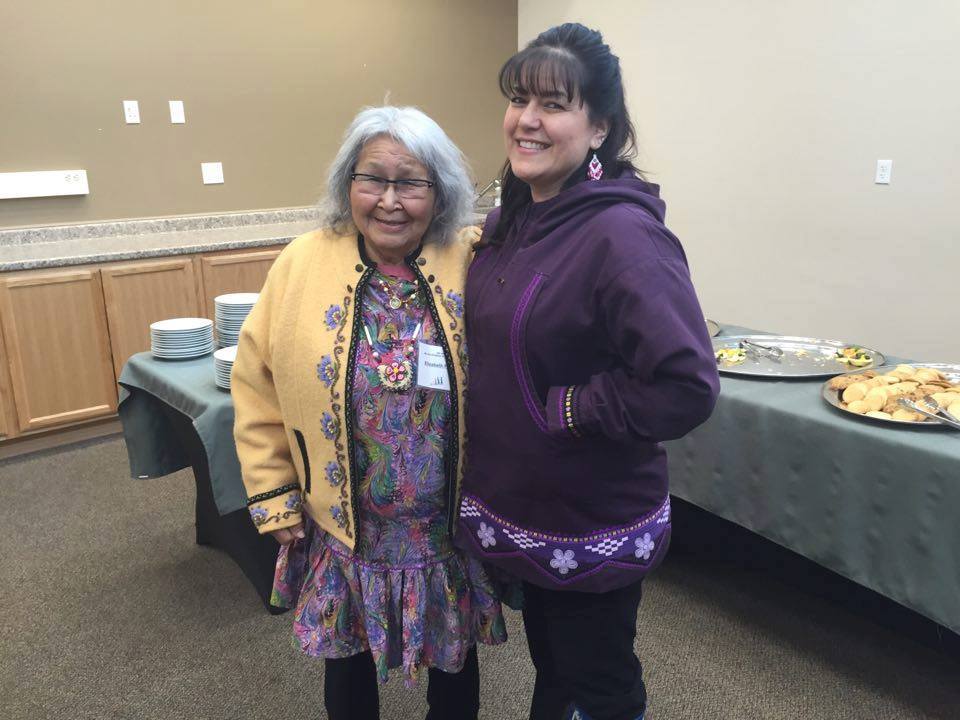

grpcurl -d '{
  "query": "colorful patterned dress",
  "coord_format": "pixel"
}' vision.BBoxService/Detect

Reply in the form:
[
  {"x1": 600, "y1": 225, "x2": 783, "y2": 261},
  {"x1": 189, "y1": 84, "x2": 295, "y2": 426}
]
[{"x1": 270, "y1": 264, "x2": 507, "y2": 685}]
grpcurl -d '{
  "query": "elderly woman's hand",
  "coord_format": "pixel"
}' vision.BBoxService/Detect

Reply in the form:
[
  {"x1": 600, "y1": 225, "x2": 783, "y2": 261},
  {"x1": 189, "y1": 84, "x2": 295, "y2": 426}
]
[{"x1": 270, "y1": 522, "x2": 306, "y2": 546}]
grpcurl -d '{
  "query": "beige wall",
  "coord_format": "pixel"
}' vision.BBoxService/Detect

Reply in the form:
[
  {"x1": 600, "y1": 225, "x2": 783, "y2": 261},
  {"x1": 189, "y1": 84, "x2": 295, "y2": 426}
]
[
  {"x1": 0, "y1": 0, "x2": 516, "y2": 229},
  {"x1": 520, "y1": 1, "x2": 959, "y2": 362}
]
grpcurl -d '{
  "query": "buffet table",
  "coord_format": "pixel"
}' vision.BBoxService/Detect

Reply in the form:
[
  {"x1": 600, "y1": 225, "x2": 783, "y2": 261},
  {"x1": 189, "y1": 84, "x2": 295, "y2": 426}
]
[
  {"x1": 117, "y1": 329, "x2": 960, "y2": 633},
  {"x1": 667, "y1": 326, "x2": 960, "y2": 635},
  {"x1": 117, "y1": 352, "x2": 282, "y2": 613}
]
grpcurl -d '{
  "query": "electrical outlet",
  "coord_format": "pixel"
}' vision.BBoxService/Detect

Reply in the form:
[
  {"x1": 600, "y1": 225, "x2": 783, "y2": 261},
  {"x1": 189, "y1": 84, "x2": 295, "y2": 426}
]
[
  {"x1": 201, "y1": 162, "x2": 224, "y2": 184},
  {"x1": 123, "y1": 100, "x2": 140, "y2": 124},
  {"x1": 0, "y1": 169, "x2": 89, "y2": 199},
  {"x1": 875, "y1": 159, "x2": 892, "y2": 185}
]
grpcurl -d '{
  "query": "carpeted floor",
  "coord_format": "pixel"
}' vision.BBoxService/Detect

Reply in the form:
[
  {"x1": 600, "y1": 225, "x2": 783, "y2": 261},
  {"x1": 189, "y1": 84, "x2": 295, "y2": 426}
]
[{"x1": 1, "y1": 436, "x2": 958, "y2": 719}]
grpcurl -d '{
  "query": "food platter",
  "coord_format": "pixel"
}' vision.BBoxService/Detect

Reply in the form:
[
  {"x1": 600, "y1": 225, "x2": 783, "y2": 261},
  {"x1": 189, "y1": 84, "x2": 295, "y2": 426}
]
[
  {"x1": 712, "y1": 335, "x2": 886, "y2": 378},
  {"x1": 706, "y1": 319, "x2": 721, "y2": 337},
  {"x1": 821, "y1": 363, "x2": 960, "y2": 428}
]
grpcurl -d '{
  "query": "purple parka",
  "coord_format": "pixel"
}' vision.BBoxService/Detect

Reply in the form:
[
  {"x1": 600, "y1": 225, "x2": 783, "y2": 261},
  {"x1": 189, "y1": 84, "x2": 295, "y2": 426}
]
[{"x1": 456, "y1": 176, "x2": 720, "y2": 592}]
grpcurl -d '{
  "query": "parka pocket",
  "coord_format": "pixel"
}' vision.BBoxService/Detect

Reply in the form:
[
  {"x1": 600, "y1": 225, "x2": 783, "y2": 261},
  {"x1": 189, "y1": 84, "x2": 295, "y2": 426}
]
[
  {"x1": 510, "y1": 272, "x2": 549, "y2": 433},
  {"x1": 292, "y1": 428, "x2": 311, "y2": 493}
]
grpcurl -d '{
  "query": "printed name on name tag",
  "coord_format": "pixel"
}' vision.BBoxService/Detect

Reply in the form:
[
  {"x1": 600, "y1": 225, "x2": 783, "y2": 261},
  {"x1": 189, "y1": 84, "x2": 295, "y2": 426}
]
[{"x1": 416, "y1": 342, "x2": 450, "y2": 391}]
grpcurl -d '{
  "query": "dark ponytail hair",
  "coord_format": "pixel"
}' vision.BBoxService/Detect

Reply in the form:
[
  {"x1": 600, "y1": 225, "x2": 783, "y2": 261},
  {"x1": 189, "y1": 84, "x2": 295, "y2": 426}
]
[{"x1": 487, "y1": 23, "x2": 640, "y2": 246}]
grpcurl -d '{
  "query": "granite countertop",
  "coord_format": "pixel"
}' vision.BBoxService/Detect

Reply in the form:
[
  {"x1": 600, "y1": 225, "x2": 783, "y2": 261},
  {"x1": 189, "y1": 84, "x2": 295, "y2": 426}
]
[
  {"x1": 0, "y1": 219, "x2": 317, "y2": 272},
  {"x1": 0, "y1": 208, "x2": 491, "y2": 273}
]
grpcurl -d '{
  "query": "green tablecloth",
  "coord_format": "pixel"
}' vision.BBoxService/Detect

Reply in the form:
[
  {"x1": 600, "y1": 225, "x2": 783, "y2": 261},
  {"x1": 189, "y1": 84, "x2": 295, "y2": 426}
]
[
  {"x1": 667, "y1": 326, "x2": 960, "y2": 633},
  {"x1": 117, "y1": 352, "x2": 247, "y2": 515},
  {"x1": 116, "y1": 332, "x2": 960, "y2": 633}
]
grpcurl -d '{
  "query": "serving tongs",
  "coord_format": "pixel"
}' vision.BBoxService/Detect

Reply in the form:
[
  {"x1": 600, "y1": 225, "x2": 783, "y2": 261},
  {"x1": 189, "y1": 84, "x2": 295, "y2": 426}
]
[
  {"x1": 739, "y1": 338, "x2": 784, "y2": 360},
  {"x1": 897, "y1": 398, "x2": 960, "y2": 431}
]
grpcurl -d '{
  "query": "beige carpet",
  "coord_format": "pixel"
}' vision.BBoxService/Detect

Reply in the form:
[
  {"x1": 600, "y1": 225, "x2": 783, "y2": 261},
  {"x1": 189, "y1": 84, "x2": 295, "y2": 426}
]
[{"x1": 0, "y1": 436, "x2": 957, "y2": 719}]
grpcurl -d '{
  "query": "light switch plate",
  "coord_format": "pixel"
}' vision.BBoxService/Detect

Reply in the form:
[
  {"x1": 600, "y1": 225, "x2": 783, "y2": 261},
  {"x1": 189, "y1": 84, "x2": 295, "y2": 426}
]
[
  {"x1": 169, "y1": 100, "x2": 185, "y2": 124},
  {"x1": 201, "y1": 162, "x2": 224, "y2": 184},
  {"x1": 123, "y1": 100, "x2": 140, "y2": 124},
  {"x1": 875, "y1": 159, "x2": 892, "y2": 184}
]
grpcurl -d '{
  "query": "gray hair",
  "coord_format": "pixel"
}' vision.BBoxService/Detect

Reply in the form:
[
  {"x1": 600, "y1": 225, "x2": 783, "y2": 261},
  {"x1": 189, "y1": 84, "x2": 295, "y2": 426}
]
[{"x1": 321, "y1": 106, "x2": 475, "y2": 244}]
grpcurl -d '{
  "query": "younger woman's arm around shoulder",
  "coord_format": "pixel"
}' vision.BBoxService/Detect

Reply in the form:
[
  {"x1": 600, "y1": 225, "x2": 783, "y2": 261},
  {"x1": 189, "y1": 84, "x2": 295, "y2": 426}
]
[{"x1": 545, "y1": 244, "x2": 720, "y2": 444}]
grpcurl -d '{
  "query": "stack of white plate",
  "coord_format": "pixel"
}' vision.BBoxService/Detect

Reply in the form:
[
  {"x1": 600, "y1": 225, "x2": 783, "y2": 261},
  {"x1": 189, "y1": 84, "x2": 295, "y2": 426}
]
[
  {"x1": 215, "y1": 293, "x2": 259, "y2": 348},
  {"x1": 150, "y1": 318, "x2": 214, "y2": 359},
  {"x1": 214, "y1": 345, "x2": 238, "y2": 390}
]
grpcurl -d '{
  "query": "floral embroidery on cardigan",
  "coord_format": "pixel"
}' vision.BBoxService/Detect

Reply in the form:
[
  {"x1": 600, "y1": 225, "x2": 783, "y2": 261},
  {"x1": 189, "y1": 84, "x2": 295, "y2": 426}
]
[
  {"x1": 317, "y1": 355, "x2": 337, "y2": 388},
  {"x1": 249, "y1": 505, "x2": 302, "y2": 528},
  {"x1": 321, "y1": 412, "x2": 339, "y2": 440},
  {"x1": 444, "y1": 290, "x2": 464, "y2": 318},
  {"x1": 324, "y1": 304, "x2": 344, "y2": 330},
  {"x1": 285, "y1": 492, "x2": 303, "y2": 511},
  {"x1": 320, "y1": 292, "x2": 353, "y2": 538},
  {"x1": 325, "y1": 461, "x2": 344, "y2": 487},
  {"x1": 434, "y1": 284, "x2": 468, "y2": 378}
]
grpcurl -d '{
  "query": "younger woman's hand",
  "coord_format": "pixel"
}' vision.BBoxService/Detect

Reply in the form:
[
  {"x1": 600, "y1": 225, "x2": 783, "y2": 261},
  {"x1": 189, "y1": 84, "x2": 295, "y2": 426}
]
[{"x1": 270, "y1": 522, "x2": 306, "y2": 545}]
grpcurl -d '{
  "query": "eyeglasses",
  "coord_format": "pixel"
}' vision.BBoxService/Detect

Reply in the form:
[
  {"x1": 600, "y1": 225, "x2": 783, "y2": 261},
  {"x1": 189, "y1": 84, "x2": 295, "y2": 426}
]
[{"x1": 350, "y1": 173, "x2": 435, "y2": 200}]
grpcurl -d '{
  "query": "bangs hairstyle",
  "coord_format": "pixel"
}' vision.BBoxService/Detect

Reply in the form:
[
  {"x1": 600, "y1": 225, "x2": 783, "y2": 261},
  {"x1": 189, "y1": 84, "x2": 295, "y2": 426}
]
[
  {"x1": 322, "y1": 105, "x2": 475, "y2": 244},
  {"x1": 499, "y1": 46, "x2": 589, "y2": 106}
]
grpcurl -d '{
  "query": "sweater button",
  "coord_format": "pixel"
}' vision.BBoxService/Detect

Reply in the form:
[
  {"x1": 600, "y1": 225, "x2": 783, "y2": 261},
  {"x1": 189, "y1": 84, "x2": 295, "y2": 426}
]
[
  {"x1": 417, "y1": 258, "x2": 427, "y2": 266},
  {"x1": 355, "y1": 264, "x2": 363, "y2": 273},
  {"x1": 427, "y1": 274, "x2": 435, "y2": 283}
]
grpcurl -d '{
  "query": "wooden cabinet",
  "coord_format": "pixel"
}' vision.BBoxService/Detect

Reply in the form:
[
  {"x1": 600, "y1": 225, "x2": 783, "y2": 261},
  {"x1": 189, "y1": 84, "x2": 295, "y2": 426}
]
[
  {"x1": 0, "y1": 243, "x2": 285, "y2": 443},
  {"x1": 0, "y1": 316, "x2": 17, "y2": 439},
  {"x1": 198, "y1": 248, "x2": 282, "y2": 319},
  {"x1": 101, "y1": 257, "x2": 204, "y2": 379},
  {"x1": 0, "y1": 268, "x2": 117, "y2": 433}
]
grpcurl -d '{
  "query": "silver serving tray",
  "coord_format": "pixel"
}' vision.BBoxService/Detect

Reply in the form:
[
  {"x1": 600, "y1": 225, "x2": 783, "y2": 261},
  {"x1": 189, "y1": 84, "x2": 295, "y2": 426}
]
[
  {"x1": 713, "y1": 335, "x2": 886, "y2": 378},
  {"x1": 706, "y1": 319, "x2": 721, "y2": 337},
  {"x1": 821, "y1": 363, "x2": 960, "y2": 428}
]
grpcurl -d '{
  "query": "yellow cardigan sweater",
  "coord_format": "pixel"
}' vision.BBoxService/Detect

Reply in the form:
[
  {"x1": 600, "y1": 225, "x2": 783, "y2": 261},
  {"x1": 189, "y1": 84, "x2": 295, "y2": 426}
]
[{"x1": 232, "y1": 226, "x2": 476, "y2": 550}]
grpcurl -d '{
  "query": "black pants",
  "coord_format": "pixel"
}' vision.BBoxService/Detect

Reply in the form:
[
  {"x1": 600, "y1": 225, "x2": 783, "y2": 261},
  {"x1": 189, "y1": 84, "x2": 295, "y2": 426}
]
[
  {"x1": 523, "y1": 580, "x2": 647, "y2": 720},
  {"x1": 323, "y1": 645, "x2": 480, "y2": 720}
]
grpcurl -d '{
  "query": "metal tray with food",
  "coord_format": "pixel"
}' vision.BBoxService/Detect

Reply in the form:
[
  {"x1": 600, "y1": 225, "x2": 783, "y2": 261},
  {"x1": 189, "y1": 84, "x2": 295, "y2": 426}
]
[
  {"x1": 712, "y1": 335, "x2": 885, "y2": 378},
  {"x1": 821, "y1": 364, "x2": 960, "y2": 429}
]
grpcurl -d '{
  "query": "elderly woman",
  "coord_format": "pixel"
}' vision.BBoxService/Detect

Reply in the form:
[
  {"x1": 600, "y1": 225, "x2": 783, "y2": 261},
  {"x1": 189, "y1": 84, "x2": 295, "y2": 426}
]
[{"x1": 232, "y1": 106, "x2": 506, "y2": 720}]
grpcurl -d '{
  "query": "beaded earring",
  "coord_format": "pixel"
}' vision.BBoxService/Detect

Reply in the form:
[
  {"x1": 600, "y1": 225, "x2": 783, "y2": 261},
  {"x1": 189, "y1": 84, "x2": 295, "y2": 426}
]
[{"x1": 587, "y1": 153, "x2": 603, "y2": 181}]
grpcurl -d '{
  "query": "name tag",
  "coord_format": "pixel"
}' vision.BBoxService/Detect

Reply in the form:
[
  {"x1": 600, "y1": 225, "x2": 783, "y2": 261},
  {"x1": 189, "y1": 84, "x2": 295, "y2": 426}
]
[{"x1": 416, "y1": 342, "x2": 450, "y2": 391}]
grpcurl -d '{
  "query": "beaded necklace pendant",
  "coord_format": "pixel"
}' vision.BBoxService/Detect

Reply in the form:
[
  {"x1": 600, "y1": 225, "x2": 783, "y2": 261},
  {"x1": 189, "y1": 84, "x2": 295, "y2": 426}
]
[
  {"x1": 363, "y1": 270, "x2": 422, "y2": 393},
  {"x1": 372, "y1": 339, "x2": 416, "y2": 392}
]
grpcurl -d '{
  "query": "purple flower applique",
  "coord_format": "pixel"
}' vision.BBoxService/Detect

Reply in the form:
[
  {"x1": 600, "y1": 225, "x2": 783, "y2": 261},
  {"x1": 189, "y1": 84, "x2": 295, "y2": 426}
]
[
  {"x1": 325, "y1": 461, "x2": 344, "y2": 487},
  {"x1": 477, "y1": 522, "x2": 496, "y2": 548},
  {"x1": 317, "y1": 355, "x2": 337, "y2": 387},
  {"x1": 320, "y1": 412, "x2": 338, "y2": 440},
  {"x1": 549, "y1": 549, "x2": 578, "y2": 575},
  {"x1": 249, "y1": 507, "x2": 268, "y2": 526},
  {"x1": 634, "y1": 533, "x2": 655, "y2": 560},
  {"x1": 330, "y1": 505, "x2": 346, "y2": 527},
  {"x1": 324, "y1": 304, "x2": 344, "y2": 330}
]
